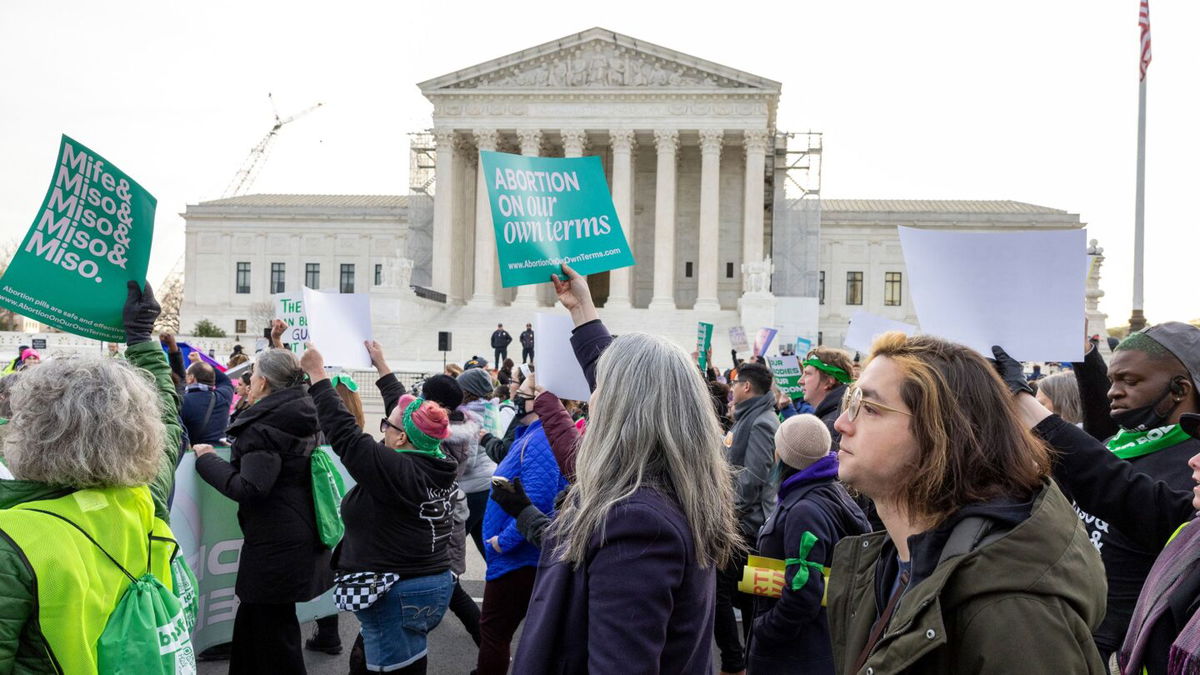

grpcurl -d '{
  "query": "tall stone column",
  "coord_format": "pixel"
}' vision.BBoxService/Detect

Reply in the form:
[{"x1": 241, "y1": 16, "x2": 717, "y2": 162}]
[
  {"x1": 469, "y1": 128, "x2": 499, "y2": 307},
  {"x1": 605, "y1": 129, "x2": 636, "y2": 309},
  {"x1": 511, "y1": 129, "x2": 545, "y2": 308},
  {"x1": 742, "y1": 130, "x2": 770, "y2": 281},
  {"x1": 431, "y1": 128, "x2": 456, "y2": 299},
  {"x1": 648, "y1": 129, "x2": 679, "y2": 311},
  {"x1": 695, "y1": 129, "x2": 724, "y2": 311}
]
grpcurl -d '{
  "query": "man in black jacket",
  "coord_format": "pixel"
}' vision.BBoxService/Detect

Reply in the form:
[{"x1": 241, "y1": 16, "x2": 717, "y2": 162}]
[
  {"x1": 715, "y1": 361, "x2": 779, "y2": 675},
  {"x1": 491, "y1": 324, "x2": 512, "y2": 366},
  {"x1": 1062, "y1": 322, "x2": 1200, "y2": 662},
  {"x1": 519, "y1": 323, "x2": 534, "y2": 364}
]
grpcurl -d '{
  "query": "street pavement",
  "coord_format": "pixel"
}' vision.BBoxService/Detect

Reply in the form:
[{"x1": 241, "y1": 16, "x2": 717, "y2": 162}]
[{"x1": 198, "y1": 545, "x2": 500, "y2": 675}]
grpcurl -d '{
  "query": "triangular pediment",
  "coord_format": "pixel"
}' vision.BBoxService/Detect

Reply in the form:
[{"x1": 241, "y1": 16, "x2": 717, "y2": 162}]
[{"x1": 418, "y1": 27, "x2": 781, "y2": 93}]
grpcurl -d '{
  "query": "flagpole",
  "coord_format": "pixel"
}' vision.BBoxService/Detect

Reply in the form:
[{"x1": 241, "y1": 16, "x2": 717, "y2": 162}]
[
  {"x1": 1129, "y1": 0, "x2": 1151, "y2": 332},
  {"x1": 1129, "y1": 77, "x2": 1148, "y2": 332}
]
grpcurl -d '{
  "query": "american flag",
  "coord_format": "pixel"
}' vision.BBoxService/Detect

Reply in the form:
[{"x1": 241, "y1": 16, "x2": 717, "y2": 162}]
[{"x1": 1139, "y1": 0, "x2": 1152, "y2": 81}]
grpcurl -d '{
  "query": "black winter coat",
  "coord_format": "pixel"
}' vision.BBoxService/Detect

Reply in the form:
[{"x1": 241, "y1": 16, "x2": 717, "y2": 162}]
[{"x1": 195, "y1": 386, "x2": 333, "y2": 603}]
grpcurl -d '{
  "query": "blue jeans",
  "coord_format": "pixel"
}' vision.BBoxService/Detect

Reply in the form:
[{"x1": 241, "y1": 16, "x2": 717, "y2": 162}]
[{"x1": 355, "y1": 570, "x2": 453, "y2": 671}]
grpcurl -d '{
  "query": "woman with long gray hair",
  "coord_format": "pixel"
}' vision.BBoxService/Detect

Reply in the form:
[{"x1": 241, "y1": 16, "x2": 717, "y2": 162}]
[
  {"x1": 511, "y1": 265, "x2": 742, "y2": 673},
  {"x1": 194, "y1": 347, "x2": 332, "y2": 674}
]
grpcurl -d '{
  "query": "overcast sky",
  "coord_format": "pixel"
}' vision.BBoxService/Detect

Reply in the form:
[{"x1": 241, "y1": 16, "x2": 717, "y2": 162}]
[{"x1": 1, "y1": 1, "x2": 1195, "y2": 324}]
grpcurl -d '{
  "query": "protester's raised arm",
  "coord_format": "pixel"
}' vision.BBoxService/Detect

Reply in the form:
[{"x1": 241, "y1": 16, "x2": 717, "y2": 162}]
[
  {"x1": 270, "y1": 319, "x2": 287, "y2": 349},
  {"x1": 533, "y1": 390, "x2": 579, "y2": 480},
  {"x1": 1023, "y1": 398, "x2": 1193, "y2": 550},
  {"x1": 553, "y1": 264, "x2": 610, "y2": 391},
  {"x1": 1073, "y1": 341, "x2": 1119, "y2": 441},
  {"x1": 123, "y1": 281, "x2": 181, "y2": 522},
  {"x1": 160, "y1": 332, "x2": 186, "y2": 385},
  {"x1": 551, "y1": 263, "x2": 599, "y2": 328}
]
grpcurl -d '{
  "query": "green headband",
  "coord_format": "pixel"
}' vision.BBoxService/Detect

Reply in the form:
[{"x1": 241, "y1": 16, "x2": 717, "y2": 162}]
[
  {"x1": 402, "y1": 398, "x2": 446, "y2": 458},
  {"x1": 802, "y1": 358, "x2": 853, "y2": 385},
  {"x1": 330, "y1": 374, "x2": 358, "y2": 392}
]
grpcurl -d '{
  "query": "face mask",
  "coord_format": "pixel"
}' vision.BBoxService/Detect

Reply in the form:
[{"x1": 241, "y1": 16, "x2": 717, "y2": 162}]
[
  {"x1": 1111, "y1": 383, "x2": 1177, "y2": 431},
  {"x1": 512, "y1": 394, "x2": 532, "y2": 415}
]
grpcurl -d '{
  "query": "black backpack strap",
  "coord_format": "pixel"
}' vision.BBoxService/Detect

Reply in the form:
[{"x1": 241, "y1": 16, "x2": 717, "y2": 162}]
[
  {"x1": 24, "y1": 509, "x2": 138, "y2": 583},
  {"x1": 197, "y1": 390, "x2": 218, "y2": 442},
  {"x1": 937, "y1": 516, "x2": 1006, "y2": 566}
]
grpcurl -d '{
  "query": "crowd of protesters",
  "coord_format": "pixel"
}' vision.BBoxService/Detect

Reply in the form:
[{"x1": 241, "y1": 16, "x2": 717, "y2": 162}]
[{"x1": 2, "y1": 268, "x2": 1200, "y2": 675}]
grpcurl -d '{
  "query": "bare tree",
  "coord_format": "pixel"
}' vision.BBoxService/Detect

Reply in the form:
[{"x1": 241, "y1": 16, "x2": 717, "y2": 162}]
[
  {"x1": 249, "y1": 301, "x2": 275, "y2": 335},
  {"x1": 153, "y1": 271, "x2": 185, "y2": 335},
  {"x1": 0, "y1": 240, "x2": 22, "y2": 331}
]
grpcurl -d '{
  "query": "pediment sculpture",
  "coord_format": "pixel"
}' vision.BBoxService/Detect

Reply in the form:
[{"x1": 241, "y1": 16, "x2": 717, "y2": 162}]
[{"x1": 444, "y1": 41, "x2": 753, "y2": 90}]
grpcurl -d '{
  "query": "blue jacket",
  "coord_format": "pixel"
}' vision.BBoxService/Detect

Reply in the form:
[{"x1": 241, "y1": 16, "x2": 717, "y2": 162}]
[
  {"x1": 779, "y1": 400, "x2": 815, "y2": 419},
  {"x1": 482, "y1": 419, "x2": 568, "y2": 581},
  {"x1": 180, "y1": 366, "x2": 233, "y2": 445}
]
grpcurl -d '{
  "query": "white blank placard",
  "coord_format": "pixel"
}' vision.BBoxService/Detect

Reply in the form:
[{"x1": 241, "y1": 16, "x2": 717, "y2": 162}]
[
  {"x1": 302, "y1": 288, "x2": 373, "y2": 369},
  {"x1": 534, "y1": 312, "x2": 592, "y2": 401},
  {"x1": 898, "y1": 227, "x2": 1087, "y2": 362},
  {"x1": 844, "y1": 311, "x2": 918, "y2": 355}
]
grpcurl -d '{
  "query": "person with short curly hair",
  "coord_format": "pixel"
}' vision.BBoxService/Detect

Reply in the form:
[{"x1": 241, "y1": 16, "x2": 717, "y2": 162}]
[{"x1": 0, "y1": 282, "x2": 189, "y2": 673}]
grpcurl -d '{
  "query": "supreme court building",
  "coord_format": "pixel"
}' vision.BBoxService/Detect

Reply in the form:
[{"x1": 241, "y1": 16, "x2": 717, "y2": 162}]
[{"x1": 180, "y1": 28, "x2": 1084, "y2": 366}]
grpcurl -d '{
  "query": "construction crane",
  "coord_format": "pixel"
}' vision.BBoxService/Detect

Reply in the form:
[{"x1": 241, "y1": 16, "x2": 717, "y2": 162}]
[{"x1": 222, "y1": 93, "x2": 323, "y2": 198}]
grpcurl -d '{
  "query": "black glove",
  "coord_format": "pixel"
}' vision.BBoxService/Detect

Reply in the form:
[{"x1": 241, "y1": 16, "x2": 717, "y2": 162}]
[
  {"x1": 491, "y1": 477, "x2": 533, "y2": 519},
  {"x1": 123, "y1": 281, "x2": 160, "y2": 345},
  {"x1": 989, "y1": 345, "x2": 1035, "y2": 397}
]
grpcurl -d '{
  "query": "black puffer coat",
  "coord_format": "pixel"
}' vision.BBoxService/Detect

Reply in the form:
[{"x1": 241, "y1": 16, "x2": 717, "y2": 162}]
[{"x1": 195, "y1": 386, "x2": 333, "y2": 603}]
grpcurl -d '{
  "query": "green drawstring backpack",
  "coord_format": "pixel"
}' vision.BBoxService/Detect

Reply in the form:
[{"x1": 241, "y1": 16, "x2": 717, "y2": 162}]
[
  {"x1": 311, "y1": 444, "x2": 347, "y2": 549},
  {"x1": 25, "y1": 508, "x2": 197, "y2": 674}
]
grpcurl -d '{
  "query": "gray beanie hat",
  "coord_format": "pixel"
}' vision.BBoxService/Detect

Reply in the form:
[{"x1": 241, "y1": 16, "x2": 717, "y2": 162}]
[
  {"x1": 457, "y1": 368, "x2": 494, "y2": 398},
  {"x1": 1141, "y1": 322, "x2": 1200, "y2": 393},
  {"x1": 774, "y1": 415, "x2": 832, "y2": 470}
]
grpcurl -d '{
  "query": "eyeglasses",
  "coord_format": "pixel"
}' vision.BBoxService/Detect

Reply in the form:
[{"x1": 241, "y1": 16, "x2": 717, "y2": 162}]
[
  {"x1": 842, "y1": 385, "x2": 913, "y2": 422},
  {"x1": 380, "y1": 418, "x2": 404, "y2": 434}
]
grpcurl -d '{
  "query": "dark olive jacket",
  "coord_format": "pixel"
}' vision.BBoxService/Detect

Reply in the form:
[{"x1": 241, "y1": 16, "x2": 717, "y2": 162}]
[{"x1": 828, "y1": 480, "x2": 1107, "y2": 674}]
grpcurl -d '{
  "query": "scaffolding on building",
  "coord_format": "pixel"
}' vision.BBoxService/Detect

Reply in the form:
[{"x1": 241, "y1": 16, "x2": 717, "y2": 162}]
[
  {"x1": 406, "y1": 131, "x2": 437, "y2": 287},
  {"x1": 771, "y1": 132, "x2": 823, "y2": 298}
]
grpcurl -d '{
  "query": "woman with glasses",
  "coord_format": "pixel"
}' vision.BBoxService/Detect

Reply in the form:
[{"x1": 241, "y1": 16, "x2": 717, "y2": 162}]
[
  {"x1": 194, "y1": 347, "x2": 333, "y2": 674},
  {"x1": 826, "y1": 332, "x2": 1108, "y2": 674},
  {"x1": 300, "y1": 341, "x2": 457, "y2": 675}
]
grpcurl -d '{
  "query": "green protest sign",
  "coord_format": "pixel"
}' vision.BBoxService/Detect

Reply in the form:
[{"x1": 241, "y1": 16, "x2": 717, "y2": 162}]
[
  {"x1": 696, "y1": 322, "x2": 714, "y2": 371},
  {"x1": 0, "y1": 135, "x2": 155, "y2": 341},
  {"x1": 767, "y1": 354, "x2": 804, "y2": 398},
  {"x1": 480, "y1": 151, "x2": 635, "y2": 287}
]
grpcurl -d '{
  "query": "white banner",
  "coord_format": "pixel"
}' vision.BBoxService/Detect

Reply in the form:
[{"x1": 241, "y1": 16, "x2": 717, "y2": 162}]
[{"x1": 898, "y1": 227, "x2": 1087, "y2": 362}]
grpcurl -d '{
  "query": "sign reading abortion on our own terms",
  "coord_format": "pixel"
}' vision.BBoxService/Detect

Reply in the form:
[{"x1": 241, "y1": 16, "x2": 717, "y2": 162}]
[
  {"x1": 481, "y1": 151, "x2": 635, "y2": 287},
  {"x1": 0, "y1": 135, "x2": 155, "y2": 341}
]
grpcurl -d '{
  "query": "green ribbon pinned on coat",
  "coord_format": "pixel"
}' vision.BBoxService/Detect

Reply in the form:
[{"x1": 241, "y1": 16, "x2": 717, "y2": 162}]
[{"x1": 784, "y1": 530, "x2": 826, "y2": 591}]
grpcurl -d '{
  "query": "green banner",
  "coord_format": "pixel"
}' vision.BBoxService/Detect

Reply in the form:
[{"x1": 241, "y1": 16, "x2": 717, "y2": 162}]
[
  {"x1": 696, "y1": 322, "x2": 714, "y2": 371},
  {"x1": 0, "y1": 135, "x2": 155, "y2": 341},
  {"x1": 171, "y1": 447, "x2": 353, "y2": 652},
  {"x1": 480, "y1": 151, "x2": 635, "y2": 287},
  {"x1": 767, "y1": 355, "x2": 804, "y2": 398}
]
